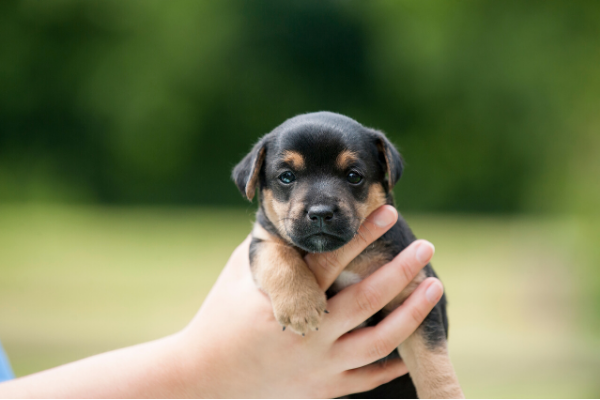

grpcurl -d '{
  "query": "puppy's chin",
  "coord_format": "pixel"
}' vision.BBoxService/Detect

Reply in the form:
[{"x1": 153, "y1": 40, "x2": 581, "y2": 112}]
[{"x1": 292, "y1": 233, "x2": 349, "y2": 253}]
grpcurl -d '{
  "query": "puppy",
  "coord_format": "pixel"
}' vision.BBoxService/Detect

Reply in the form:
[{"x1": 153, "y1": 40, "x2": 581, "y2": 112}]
[{"x1": 232, "y1": 112, "x2": 463, "y2": 398}]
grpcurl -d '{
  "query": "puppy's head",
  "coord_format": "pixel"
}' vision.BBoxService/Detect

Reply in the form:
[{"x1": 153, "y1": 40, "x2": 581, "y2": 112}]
[{"x1": 233, "y1": 112, "x2": 403, "y2": 253}]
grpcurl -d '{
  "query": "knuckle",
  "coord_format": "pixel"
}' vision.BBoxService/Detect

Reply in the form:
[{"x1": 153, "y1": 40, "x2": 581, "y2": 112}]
[
  {"x1": 398, "y1": 259, "x2": 417, "y2": 285},
  {"x1": 368, "y1": 335, "x2": 394, "y2": 360},
  {"x1": 317, "y1": 254, "x2": 339, "y2": 275},
  {"x1": 359, "y1": 224, "x2": 376, "y2": 242},
  {"x1": 330, "y1": 256, "x2": 343, "y2": 273},
  {"x1": 409, "y1": 305, "x2": 426, "y2": 325},
  {"x1": 355, "y1": 284, "x2": 381, "y2": 314}
]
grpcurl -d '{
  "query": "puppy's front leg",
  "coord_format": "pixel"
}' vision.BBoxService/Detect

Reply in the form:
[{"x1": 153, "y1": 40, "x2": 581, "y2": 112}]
[
  {"x1": 398, "y1": 329, "x2": 464, "y2": 399},
  {"x1": 250, "y1": 236, "x2": 327, "y2": 335}
]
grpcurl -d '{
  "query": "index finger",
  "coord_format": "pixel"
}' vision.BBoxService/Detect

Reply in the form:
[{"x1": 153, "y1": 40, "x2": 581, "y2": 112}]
[{"x1": 305, "y1": 205, "x2": 398, "y2": 290}]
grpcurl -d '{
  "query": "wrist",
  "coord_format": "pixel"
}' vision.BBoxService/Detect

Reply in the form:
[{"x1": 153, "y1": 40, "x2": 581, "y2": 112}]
[{"x1": 170, "y1": 328, "x2": 224, "y2": 398}]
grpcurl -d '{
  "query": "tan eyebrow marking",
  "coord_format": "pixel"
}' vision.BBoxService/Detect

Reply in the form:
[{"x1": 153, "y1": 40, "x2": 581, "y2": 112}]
[
  {"x1": 281, "y1": 150, "x2": 305, "y2": 170},
  {"x1": 336, "y1": 150, "x2": 359, "y2": 170}
]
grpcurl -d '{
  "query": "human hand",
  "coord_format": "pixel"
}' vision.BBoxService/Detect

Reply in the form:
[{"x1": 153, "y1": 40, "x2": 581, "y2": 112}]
[
  {"x1": 174, "y1": 205, "x2": 444, "y2": 398},
  {"x1": 0, "y1": 205, "x2": 442, "y2": 398}
]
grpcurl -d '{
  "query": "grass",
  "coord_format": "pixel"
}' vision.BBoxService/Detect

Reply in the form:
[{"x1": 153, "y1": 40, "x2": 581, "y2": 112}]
[{"x1": 0, "y1": 205, "x2": 598, "y2": 398}]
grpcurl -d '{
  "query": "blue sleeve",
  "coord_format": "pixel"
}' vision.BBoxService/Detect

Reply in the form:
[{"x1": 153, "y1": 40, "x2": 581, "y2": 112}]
[{"x1": 0, "y1": 341, "x2": 14, "y2": 382}]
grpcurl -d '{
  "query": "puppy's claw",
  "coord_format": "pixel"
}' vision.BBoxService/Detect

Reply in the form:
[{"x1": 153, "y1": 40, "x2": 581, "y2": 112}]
[
  {"x1": 302, "y1": 333, "x2": 305, "y2": 337},
  {"x1": 316, "y1": 327, "x2": 319, "y2": 331},
  {"x1": 273, "y1": 290, "x2": 326, "y2": 336},
  {"x1": 282, "y1": 326, "x2": 286, "y2": 331},
  {"x1": 324, "y1": 309, "x2": 330, "y2": 314}
]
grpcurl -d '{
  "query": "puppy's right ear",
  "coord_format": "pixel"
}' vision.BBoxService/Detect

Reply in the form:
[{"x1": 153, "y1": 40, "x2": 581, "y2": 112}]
[{"x1": 232, "y1": 138, "x2": 267, "y2": 201}]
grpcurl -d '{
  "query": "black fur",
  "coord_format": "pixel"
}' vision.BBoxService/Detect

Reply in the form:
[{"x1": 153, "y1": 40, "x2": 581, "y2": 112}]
[
  {"x1": 233, "y1": 112, "x2": 449, "y2": 398},
  {"x1": 232, "y1": 138, "x2": 267, "y2": 200}
]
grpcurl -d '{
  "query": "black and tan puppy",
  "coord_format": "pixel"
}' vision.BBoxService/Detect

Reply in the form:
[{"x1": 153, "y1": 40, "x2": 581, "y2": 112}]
[{"x1": 232, "y1": 112, "x2": 462, "y2": 399}]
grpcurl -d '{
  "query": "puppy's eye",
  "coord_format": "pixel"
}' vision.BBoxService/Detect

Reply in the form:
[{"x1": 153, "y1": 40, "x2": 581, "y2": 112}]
[
  {"x1": 279, "y1": 171, "x2": 296, "y2": 184},
  {"x1": 347, "y1": 171, "x2": 363, "y2": 184}
]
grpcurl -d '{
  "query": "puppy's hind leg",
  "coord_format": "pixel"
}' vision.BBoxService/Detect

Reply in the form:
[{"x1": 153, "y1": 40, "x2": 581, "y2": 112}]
[{"x1": 398, "y1": 323, "x2": 463, "y2": 398}]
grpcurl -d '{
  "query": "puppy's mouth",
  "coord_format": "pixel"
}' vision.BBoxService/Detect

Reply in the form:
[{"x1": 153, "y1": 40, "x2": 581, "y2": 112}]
[{"x1": 293, "y1": 232, "x2": 350, "y2": 253}]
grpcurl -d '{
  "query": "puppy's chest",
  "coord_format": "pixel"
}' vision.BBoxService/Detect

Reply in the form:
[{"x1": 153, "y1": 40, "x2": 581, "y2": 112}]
[
  {"x1": 330, "y1": 247, "x2": 391, "y2": 294},
  {"x1": 329, "y1": 244, "x2": 427, "y2": 315}
]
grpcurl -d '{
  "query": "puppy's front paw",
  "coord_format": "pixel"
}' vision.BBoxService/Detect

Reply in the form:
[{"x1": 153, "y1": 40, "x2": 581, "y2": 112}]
[{"x1": 272, "y1": 287, "x2": 327, "y2": 336}]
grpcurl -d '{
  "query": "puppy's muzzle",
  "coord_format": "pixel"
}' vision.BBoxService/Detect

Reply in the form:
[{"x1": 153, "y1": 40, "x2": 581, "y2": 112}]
[{"x1": 290, "y1": 203, "x2": 356, "y2": 253}]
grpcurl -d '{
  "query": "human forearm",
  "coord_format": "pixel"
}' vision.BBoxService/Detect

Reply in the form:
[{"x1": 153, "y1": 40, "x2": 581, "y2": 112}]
[{"x1": 0, "y1": 334, "x2": 189, "y2": 398}]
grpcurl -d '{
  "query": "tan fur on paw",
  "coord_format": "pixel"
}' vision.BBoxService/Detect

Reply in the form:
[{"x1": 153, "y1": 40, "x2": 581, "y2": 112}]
[{"x1": 272, "y1": 286, "x2": 327, "y2": 336}]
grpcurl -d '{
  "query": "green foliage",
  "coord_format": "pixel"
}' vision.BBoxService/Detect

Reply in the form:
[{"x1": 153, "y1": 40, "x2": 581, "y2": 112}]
[{"x1": 1, "y1": 0, "x2": 599, "y2": 213}]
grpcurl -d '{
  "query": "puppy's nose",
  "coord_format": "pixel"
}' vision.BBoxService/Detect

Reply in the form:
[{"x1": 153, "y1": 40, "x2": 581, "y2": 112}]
[{"x1": 307, "y1": 205, "x2": 335, "y2": 224}]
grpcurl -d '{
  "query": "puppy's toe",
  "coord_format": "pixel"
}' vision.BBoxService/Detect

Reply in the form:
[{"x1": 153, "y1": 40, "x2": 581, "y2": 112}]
[{"x1": 273, "y1": 290, "x2": 327, "y2": 336}]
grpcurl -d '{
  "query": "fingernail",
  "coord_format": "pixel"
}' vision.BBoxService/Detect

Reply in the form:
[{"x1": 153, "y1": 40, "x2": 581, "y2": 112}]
[
  {"x1": 416, "y1": 241, "x2": 435, "y2": 264},
  {"x1": 372, "y1": 207, "x2": 396, "y2": 227},
  {"x1": 426, "y1": 280, "x2": 443, "y2": 304}
]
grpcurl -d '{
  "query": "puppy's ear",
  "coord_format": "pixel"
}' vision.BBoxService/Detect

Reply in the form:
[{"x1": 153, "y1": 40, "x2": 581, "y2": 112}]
[
  {"x1": 232, "y1": 137, "x2": 267, "y2": 201},
  {"x1": 372, "y1": 131, "x2": 403, "y2": 191}
]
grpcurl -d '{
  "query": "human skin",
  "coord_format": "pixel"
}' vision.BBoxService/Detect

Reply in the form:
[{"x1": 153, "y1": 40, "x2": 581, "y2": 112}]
[{"x1": 0, "y1": 205, "x2": 443, "y2": 398}]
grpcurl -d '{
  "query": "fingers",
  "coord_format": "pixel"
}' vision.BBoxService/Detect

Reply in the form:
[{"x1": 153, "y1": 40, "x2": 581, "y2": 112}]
[
  {"x1": 333, "y1": 277, "x2": 444, "y2": 369},
  {"x1": 305, "y1": 205, "x2": 398, "y2": 291},
  {"x1": 323, "y1": 239, "x2": 435, "y2": 337},
  {"x1": 337, "y1": 358, "x2": 408, "y2": 397}
]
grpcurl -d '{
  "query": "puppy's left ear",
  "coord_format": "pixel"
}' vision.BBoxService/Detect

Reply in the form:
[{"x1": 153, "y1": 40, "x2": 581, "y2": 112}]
[
  {"x1": 372, "y1": 130, "x2": 403, "y2": 191},
  {"x1": 232, "y1": 137, "x2": 267, "y2": 201}
]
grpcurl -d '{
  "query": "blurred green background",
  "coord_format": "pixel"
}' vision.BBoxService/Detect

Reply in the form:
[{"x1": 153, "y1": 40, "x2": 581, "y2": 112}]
[{"x1": 1, "y1": 0, "x2": 599, "y2": 397}]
